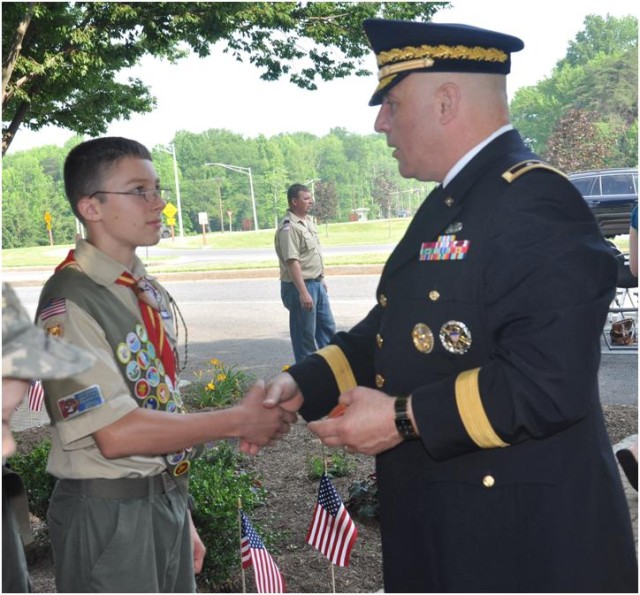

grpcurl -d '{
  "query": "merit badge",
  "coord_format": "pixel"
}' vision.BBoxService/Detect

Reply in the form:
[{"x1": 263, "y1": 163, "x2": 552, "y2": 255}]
[
  {"x1": 57, "y1": 385, "x2": 104, "y2": 420},
  {"x1": 444, "y1": 221, "x2": 463, "y2": 234},
  {"x1": 143, "y1": 396, "x2": 159, "y2": 410},
  {"x1": 173, "y1": 461, "x2": 190, "y2": 477},
  {"x1": 156, "y1": 383, "x2": 170, "y2": 404},
  {"x1": 126, "y1": 360, "x2": 141, "y2": 382},
  {"x1": 146, "y1": 341, "x2": 156, "y2": 360},
  {"x1": 420, "y1": 235, "x2": 470, "y2": 261},
  {"x1": 135, "y1": 323, "x2": 148, "y2": 343},
  {"x1": 134, "y1": 379, "x2": 151, "y2": 399},
  {"x1": 126, "y1": 332, "x2": 141, "y2": 353},
  {"x1": 165, "y1": 401, "x2": 178, "y2": 413},
  {"x1": 116, "y1": 342, "x2": 131, "y2": 364},
  {"x1": 136, "y1": 349, "x2": 150, "y2": 370},
  {"x1": 412, "y1": 323, "x2": 434, "y2": 354},
  {"x1": 146, "y1": 366, "x2": 160, "y2": 387},
  {"x1": 439, "y1": 321, "x2": 472, "y2": 354},
  {"x1": 167, "y1": 450, "x2": 186, "y2": 465}
]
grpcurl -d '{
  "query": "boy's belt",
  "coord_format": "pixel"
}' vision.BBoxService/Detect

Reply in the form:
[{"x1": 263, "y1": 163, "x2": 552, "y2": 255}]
[{"x1": 56, "y1": 472, "x2": 184, "y2": 499}]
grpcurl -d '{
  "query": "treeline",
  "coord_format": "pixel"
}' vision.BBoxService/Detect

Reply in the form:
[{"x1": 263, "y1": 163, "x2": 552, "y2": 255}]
[
  {"x1": 2, "y1": 14, "x2": 637, "y2": 249},
  {"x1": 1, "y1": 127, "x2": 426, "y2": 248}
]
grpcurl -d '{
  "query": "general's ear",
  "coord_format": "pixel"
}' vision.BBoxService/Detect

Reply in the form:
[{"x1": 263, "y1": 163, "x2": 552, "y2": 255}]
[
  {"x1": 77, "y1": 196, "x2": 102, "y2": 222},
  {"x1": 436, "y1": 82, "x2": 460, "y2": 125}
]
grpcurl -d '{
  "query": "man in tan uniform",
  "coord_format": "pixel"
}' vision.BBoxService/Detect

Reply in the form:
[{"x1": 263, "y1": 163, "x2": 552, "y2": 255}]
[
  {"x1": 35, "y1": 137, "x2": 293, "y2": 592},
  {"x1": 275, "y1": 183, "x2": 336, "y2": 362}
]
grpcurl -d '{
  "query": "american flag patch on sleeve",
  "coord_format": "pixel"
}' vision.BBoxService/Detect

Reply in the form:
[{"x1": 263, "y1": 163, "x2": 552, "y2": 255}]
[{"x1": 40, "y1": 298, "x2": 67, "y2": 320}]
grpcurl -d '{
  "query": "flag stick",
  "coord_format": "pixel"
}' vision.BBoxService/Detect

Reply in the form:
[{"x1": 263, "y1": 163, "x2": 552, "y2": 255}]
[
  {"x1": 322, "y1": 446, "x2": 337, "y2": 594},
  {"x1": 238, "y1": 497, "x2": 247, "y2": 594}
]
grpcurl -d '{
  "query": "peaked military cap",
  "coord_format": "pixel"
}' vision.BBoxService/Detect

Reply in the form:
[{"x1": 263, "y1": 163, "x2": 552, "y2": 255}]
[
  {"x1": 363, "y1": 19, "x2": 524, "y2": 105},
  {"x1": 2, "y1": 282, "x2": 95, "y2": 379}
]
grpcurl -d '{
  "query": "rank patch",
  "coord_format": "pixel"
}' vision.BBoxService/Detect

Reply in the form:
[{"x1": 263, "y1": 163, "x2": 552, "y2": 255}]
[
  {"x1": 57, "y1": 385, "x2": 104, "y2": 420},
  {"x1": 420, "y1": 235, "x2": 470, "y2": 261}
]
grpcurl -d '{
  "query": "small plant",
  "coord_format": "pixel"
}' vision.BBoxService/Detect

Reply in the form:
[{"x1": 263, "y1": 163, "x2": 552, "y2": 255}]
[
  {"x1": 7, "y1": 438, "x2": 55, "y2": 521},
  {"x1": 346, "y1": 473, "x2": 379, "y2": 521},
  {"x1": 184, "y1": 357, "x2": 252, "y2": 410},
  {"x1": 190, "y1": 440, "x2": 268, "y2": 591},
  {"x1": 306, "y1": 449, "x2": 354, "y2": 480}
]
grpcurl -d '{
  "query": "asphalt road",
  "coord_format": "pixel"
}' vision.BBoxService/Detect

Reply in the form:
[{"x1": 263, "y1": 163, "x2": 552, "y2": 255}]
[{"x1": 12, "y1": 275, "x2": 638, "y2": 406}]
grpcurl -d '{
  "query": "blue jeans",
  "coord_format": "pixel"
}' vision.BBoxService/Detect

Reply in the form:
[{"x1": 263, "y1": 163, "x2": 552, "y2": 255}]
[{"x1": 281, "y1": 280, "x2": 336, "y2": 363}]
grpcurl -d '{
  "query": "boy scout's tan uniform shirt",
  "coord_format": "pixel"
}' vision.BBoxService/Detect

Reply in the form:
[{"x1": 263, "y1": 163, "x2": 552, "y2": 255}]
[
  {"x1": 37, "y1": 240, "x2": 172, "y2": 479},
  {"x1": 275, "y1": 210, "x2": 324, "y2": 281}
]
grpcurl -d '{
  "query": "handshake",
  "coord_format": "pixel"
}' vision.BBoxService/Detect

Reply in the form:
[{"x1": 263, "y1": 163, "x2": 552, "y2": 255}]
[{"x1": 233, "y1": 372, "x2": 409, "y2": 457}]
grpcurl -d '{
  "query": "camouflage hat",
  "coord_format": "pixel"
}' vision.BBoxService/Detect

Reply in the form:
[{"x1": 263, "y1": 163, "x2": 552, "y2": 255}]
[{"x1": 2, "y1": 283, "x2": 95, "y2": 379}]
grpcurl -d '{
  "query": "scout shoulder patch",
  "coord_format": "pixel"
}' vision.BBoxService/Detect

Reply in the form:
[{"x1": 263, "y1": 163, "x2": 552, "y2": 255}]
[
  {"x1": 57, "y1": 384, "x2": 104, "y2": 420},
  {"x1": 502, "y1": 160, "x2": 568, "y2": 183},
  {"x1": 40, "y1": 298, "x2": 66, "y2": 320}
]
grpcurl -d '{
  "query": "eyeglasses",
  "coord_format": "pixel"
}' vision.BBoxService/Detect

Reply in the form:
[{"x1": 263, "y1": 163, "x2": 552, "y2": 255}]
[{"x1": 89, "y1": 188, "x2": 169, "y2": 203}]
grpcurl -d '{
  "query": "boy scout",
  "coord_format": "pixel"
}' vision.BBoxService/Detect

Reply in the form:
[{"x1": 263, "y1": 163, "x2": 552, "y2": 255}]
[
  {"x1": 35, "y1": 137, "x2": 293, "y2": 592},
  {"x1": 262, "y1": 20, "x2": 638, "y2": 592},
  {"x1": 3, "y1": 282, "x2": 94, "y2": 592}
]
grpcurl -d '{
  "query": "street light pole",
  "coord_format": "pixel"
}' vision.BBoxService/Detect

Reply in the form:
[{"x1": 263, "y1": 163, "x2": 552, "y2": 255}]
[
  {"x1": 157, "y1": 143, "x2": 184, "y2": 238},
  {"x1": 205, "y1": 162, "x2": 259, "y2": 231}
]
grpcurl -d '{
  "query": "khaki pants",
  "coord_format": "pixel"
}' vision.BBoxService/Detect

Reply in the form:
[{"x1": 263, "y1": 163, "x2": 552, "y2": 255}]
[{"x1": 48, "y1": 478, "x2": 195, "y2": 592}]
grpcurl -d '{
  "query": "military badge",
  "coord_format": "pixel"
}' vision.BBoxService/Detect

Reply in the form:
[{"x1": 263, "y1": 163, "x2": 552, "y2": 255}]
[
  {"x1": 420, "y1": 235, "x2": 470, "y2": 261},
  {"x1": 44, "y1": 322, "x2": 64, "y2": 338},
  {"x1": 439, "y1": 321, "x2": 472, "y2": 354},
  {"x1": 444, "y1": 221, "x2": 463, "y2": 234},
  {"x1": 412, "y1": 323, "x2": 434, "y2": 354}
]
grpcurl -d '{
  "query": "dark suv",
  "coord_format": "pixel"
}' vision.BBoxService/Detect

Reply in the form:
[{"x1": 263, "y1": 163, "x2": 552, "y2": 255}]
[{"x1": 568, "y1": 168, "x2": 638, "y2": 237}]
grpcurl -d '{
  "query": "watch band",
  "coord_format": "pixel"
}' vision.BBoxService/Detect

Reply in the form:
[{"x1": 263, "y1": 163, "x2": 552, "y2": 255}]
[{"x1": 394, "y1": 396, "x2": 418, "y2": 440}]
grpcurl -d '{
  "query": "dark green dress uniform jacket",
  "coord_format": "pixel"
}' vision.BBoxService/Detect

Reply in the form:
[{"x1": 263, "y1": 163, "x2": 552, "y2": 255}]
[{"x1": 288, "y1": 130, "x2": 638, "y2": 593}]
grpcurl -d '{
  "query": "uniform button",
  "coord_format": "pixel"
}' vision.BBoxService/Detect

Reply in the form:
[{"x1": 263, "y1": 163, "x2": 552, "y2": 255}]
[
  {"x1": 376, "y1": 334, "x2": 384, "y2": 349},
  {"x1": 375, "y1": 374, "x2": 385, "y2": 388},
  {"x1": 482, "y1": 475, "x2": 495, "y2": 488},
  {"x1": 445, "y1": 197, "x2": 454, "y2": 207},
  {"x1": 429, "y1": 290, "x2": 440, "y2": 301},
  {"x1": 378, "y1": 294, "x2": 388, "y2": 307}
]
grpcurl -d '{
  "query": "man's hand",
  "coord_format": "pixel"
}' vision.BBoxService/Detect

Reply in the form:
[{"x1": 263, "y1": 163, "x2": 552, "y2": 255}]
[
  {"x1": 299, "y1": 288, "x2": 313, "y2": 311},
  {"x1": 235, "y1": 380, "x2": 295, "y2": 455},
  {"x1": 307, "y1": 387, "x2": 404, "y2": 456},
  {"x1": 189, "y1": 512, "x2": 206, "y2": 574},
  {"x1": 239, "y1": 373, "x2": 303, "y2": 455}
]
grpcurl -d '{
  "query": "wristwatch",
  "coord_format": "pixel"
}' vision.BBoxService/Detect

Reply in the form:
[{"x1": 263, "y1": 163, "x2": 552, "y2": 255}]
[{"x1": 394, "y1": 396, "x2": 418, "y2": 440}]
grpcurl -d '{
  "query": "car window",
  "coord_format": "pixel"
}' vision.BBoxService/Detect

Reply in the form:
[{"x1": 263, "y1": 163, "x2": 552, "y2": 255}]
[
  {"x1": 571, "y1": 176, "x2": 598, "y2": 196},
  {"x1": 601, "y1": 174, "x2": 635, "y2": 195}
]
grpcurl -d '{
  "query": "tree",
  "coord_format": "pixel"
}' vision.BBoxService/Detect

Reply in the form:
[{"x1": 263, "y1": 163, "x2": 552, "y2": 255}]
[
  {"x1": 544, "y1": 108, "x2": 611, "y2": 172},
  {"x1": 313, "y1": 180, "x2": 338, "y2": 224},
  {"x1": 2, "y1": 1, "x2": 447, "y2": 154}
]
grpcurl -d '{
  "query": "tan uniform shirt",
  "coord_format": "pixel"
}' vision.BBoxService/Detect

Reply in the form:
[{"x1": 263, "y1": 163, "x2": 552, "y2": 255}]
[
  {"x1": 275, "y1": 210, "x2": 324, "y2": 281},
  {"x1": 37, "y1": 240, "x2": 175, "y2": 479}
]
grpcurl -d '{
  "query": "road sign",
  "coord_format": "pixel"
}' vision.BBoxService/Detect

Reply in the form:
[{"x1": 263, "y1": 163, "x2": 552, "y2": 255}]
[
  {"x1": 163, "y1": 202, "x2": 178, "y2": 218},
  {"x1": 44, "y1": 211, "x2": 52, "y2": 231},
  {"x1": 167, "y1": 216, "x2": 176, "y2": 226}
]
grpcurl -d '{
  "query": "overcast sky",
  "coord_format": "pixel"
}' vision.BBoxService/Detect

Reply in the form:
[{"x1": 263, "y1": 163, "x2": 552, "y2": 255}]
[{"x1": 7, "y1": 0, "x2": 638, "y2": 153}]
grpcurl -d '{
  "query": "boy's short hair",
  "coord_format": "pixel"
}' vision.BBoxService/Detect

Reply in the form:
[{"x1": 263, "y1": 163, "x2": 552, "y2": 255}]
[
  {"x1": 287, "y1": 183, "x2": 309, "y2": 205},
  {"x1": 64, "y1": 137, "x2": 153, "y2": 221}
]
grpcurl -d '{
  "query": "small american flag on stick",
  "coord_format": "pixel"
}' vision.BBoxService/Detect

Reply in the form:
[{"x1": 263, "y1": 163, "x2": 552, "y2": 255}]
[
  {"x1": 240, "y1": 510, "x2": 285, "y2": 593},
  {"x1": 27, "y1": 379, "x2": 45, "y2": 412},
  {"x1": 306, "y1": 473, "x2": 358, "y2": 567}
]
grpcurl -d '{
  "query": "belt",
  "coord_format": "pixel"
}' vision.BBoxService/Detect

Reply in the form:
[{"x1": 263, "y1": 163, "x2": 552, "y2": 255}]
[
  {"x1": 304, "y1": 275, "x2": 324, "y2": 282},
  {"x1": 56, "y1": 472, "x2": 183, "y2": 499}
]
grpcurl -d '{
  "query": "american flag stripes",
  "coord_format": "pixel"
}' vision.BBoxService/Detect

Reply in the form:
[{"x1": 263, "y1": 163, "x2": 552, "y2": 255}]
[
  {"x1": 306, "y1": 473, "x2": 358, "y2": 567},
  {"x1": 27, "y1": 379, "x2": 45, "y2": 412},
  {"x1": 240, "y1": 511, "x2": 285, "y2": 593},
  {"x1": 39, "y1": 298, "x2": 66, "y2": 321}
]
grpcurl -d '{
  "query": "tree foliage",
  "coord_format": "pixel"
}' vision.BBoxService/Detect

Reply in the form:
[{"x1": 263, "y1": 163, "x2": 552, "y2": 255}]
[
  {"x1": 1, "y1": 1, "x2": 447, "y2": 154},
  {"x1": 511, "y1": 14, "x2": 638, "y2": 168}
]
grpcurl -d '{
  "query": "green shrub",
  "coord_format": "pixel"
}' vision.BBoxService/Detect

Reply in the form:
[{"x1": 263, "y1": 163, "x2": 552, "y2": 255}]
[
  {"x1": 190, "y1": 440, "x2": 267, "y2": 591},
  {"x1": 346, "y1": 473, "x2": 379, "y2": 521},
  {"x1": 6, "y1": 438, "x2": 55, "y2": 521}
]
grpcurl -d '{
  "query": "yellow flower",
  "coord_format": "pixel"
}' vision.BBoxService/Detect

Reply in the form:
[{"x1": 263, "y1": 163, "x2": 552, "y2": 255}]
[
  {"x1": 206, "y1": 382, "x2": 216, "y2": 392},
  {"x1": 216, "y1": 373, "x2": 227, "y2": 382},
  {"x1": 282, "y1": 364, "x2": 291, "y2": 371},
  {"x1": 210, "y1": 358, "x2": 221, "y2": 366}
]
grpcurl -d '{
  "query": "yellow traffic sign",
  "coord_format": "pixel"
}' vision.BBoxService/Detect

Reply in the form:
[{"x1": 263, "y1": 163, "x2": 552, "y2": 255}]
[
  {"x1": 44, "y1": 211, "x2": 52, "y2": 223},
  {"x1": 163, "y1": 202, "x2": 177, "y2": 218},
  {"x1": 166, "y1": 217, "x2": 176, "y2": 226}
]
